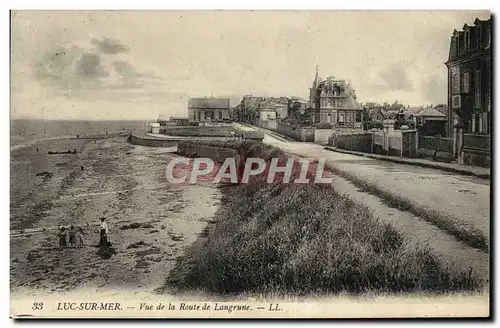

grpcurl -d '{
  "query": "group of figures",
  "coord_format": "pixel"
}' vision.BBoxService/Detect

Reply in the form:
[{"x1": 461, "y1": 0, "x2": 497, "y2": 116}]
[
  {"x1": 58, "y1": 225, "x2": 85, "y2": 248},
  {"x1": 57, "y1": 217, "x2": 117, "y2": 259}
]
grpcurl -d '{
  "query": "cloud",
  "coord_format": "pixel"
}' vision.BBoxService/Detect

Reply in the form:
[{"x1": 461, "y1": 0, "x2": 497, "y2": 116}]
[
  {"x1": 91, "y1": 37, "x2": 129, "y2": 54},
  {"x1": 378, "y1": 61, "x2": 414, "y2": 92},
  {"x1": 422, "y1": 73, "x2": 447, "y2": 105},
  {"x1": 76, "y1": 53, "x2": 109, "y2": 78},
  {"x1": 112, "y1": 60, "x2": 142, "y2": 77},
  {"x1": 33, "y1": 38, "x2": 166, "y2": 100}
]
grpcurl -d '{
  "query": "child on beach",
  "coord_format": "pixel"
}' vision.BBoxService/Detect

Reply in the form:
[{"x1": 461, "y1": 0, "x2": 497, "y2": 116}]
[
  {"x1": 68, "y1": 225, "x2": 76, "y2": 247},
  {"x1": 75, "y1": 227, "x2": 84, "y2": 247},
  {"x1": 58, "y1": 227, "x2": 67, "y2": 249}
]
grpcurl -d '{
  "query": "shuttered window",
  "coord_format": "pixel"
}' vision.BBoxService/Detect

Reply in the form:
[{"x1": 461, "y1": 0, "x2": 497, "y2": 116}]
[{"x1": 475, "y1": 70, "x2": 481, "y2": 108}]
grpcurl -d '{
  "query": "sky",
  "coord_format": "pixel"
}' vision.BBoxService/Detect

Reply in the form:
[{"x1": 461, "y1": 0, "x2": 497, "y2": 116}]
[{"x1": 10, "y1": 10, "x2": 491, "y2": 120}]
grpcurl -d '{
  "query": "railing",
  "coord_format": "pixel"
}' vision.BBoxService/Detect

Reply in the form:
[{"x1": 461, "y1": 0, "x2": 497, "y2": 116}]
[{"x1": 463, "y1": 134, "x2": 490, "y2": 152}]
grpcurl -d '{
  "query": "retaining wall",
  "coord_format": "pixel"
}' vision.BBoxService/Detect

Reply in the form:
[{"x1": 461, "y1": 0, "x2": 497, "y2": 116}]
[
  {"x1": 277, "y1": 123, "x2": 315, "y2": 142},
  {"x1": 177, "y1": 141, "x2": 240, "y2": 163},
  {"x1": 314, "y1": 129, "x2": 333, "y2": 144},
  {"x1": 128, "y1": 133, "x2": 179, "y2": 148}
]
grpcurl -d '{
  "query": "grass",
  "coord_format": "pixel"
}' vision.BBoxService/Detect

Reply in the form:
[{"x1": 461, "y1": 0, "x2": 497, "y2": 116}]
[
  {"x1": 326, "y1": 166, "x2": 489, "y2": 252},
  {"x1": 163, "y1": 126, "x2": 239, "y2": 137},
  {"x1": 165, "y1": 182, "x2": 483, "y2": 296}
]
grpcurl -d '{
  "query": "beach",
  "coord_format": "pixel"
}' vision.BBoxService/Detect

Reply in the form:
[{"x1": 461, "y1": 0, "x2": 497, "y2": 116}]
[{"x1": 10, "y1": 136, "x2": 222, "y2": 295}]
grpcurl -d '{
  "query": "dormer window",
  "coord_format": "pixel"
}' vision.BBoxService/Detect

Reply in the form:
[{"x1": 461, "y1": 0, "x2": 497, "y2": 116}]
[
  {"x1": 477, "y1": 25, "x2": 482, "y2": 48},
  {"x1": 465, "y1": 30, "x2": 470, "y2": 51}
]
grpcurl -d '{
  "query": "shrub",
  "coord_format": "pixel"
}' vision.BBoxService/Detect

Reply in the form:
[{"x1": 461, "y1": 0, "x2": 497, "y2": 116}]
[{"x1": 313, "y1": 123, "x2": 334, "y2": 129}]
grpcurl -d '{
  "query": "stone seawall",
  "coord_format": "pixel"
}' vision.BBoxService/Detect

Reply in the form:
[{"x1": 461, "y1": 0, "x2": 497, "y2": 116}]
[{"x1": 128, "y1": 132, "x2": 178, "y2": 148}]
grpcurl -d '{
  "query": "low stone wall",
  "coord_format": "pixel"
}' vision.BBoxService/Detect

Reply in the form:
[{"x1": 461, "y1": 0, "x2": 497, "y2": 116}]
[
  {"x1": 277, "y1": 123, "x2": 315, "y2": 142},
  {"x1": 331, "y1": 133, "x2": 373, "y2": 153},
  {"x1": 461, "y1": 148, "x2": 491, "y2": 168},
  {"x1": 128, "y1": 132, "x2": 178, "y2": 148},
  {"x1": 314, "y1": 129, "x2": 333, "y2": 144}
]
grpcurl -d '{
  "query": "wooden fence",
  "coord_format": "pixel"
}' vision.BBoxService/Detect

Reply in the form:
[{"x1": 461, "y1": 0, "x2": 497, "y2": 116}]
[
  {"x1": 418, "y1": 135, "x2": 454, "y2": 153},
  {"x1": 463, "y1": 134, "x2": 490, "y2": 151}
]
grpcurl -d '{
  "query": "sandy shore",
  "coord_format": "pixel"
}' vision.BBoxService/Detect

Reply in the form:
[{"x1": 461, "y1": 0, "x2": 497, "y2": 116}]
[{"x1": 10, "y1": 136, "x2": 222, "y2": 295}]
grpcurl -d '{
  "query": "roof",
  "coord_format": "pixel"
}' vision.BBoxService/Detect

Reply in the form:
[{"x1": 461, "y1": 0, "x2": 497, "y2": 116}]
[
  {"x1": 189, "y1": 97, "x2": 230, "y2": 109},
  {"x1": 369, "y1": 107, "x2": 388, "y2": 118},
  {"x1": 403, "y1": 107, "x2": 423, "y2": 119},
  {"x1": 414, "y1": 107, "x2": 446, "y2": 118}
]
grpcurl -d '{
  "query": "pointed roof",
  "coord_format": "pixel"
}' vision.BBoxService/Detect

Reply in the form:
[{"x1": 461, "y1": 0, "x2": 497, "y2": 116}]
[{"x1": 414, "y1": 107, "x2": 446, "y2": 118}]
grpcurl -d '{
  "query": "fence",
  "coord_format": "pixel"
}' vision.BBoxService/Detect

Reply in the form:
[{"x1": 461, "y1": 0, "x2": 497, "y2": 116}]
[
  {"x1": 418, "y1": 135, "x2": 454, "y2": 154},
  {"x1": 463, "y1": 134, "x2": 490, "y2": 151},
  {"x1": 331, "y1": 133, "x2": 373, "y2": 153},
  {"x1": 277, "y1": 123, "x2": 315, "y2": 142}
]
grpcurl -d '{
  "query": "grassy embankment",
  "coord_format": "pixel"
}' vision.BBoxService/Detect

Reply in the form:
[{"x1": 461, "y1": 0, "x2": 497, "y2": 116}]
[
  {"x1": 165, "y1": 140, "x2": 483, "y2": 296},
  {"x1": 325, "y1": 166, "x2": 489, "y2": 252}
]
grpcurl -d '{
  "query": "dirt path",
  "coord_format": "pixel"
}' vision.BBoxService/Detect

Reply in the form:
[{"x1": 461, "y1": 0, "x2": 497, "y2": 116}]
[{"x1": 10, "y1": 137, "x2": 222, "y2": 295}]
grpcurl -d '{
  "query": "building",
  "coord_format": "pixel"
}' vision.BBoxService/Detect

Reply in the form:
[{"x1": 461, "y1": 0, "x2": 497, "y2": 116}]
[
  {"x1": 188, "y1": 97, "x2": 231, "y2": 122},
  {"x1": 256, "y1": 99, "x2": 278, "y2": 130},
  {"x1": 240, "y1": 95, "x2": 265, "y2": 123},
  {"x1": 414, "y1": 107, "x2": 447, "y2": 136},
  {"x1": 445, "y1": 16, "x2": 492, "y2": 137},
  {"x1": 308, "y1": 67, "x2": 363, "y2": 126},
  {"x1": 169, "y1": 116, "x2": 189, "y2": 125},
  {"x1": 369, "y1": 106, "x2": 388, "y2": 121}
]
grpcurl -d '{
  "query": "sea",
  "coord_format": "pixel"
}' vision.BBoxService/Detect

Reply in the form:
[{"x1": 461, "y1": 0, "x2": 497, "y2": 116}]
[{"x1": 10, "y1": 119, "x2": 151, "y2": 149}]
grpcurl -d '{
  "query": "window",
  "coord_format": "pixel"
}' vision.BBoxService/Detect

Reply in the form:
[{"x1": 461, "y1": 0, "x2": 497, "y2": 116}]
[
  {"x1": 477, "y1": 26, "x2": 482, "y2": 48},
  {"x1": 482, "y1": 112, "x2": 488, "y2": 134},
  {"x1": 475, "y1": 70, "x2": 481, "y2": 108},
  {"x1": 452, "y1": 95, "x2": 461, "y2": 109},
  {"x1": 219, "y1": 111, "x2": 223, "y2": 120},
  {"x1": 451, "y1": 66, "x2": 460, "y2": 94},
  {"x1": 462, "y1": 72, "x2": 470, "y2": 93},
  {"x1": 486, "y1": 25, "x2": 491, "y2": 48}
]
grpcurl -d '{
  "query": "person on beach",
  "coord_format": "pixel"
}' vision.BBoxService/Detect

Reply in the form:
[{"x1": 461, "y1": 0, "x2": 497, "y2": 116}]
[
  {"x1": 75, "y1": 227, "x2": 84, "y2": 247},
  {"x1": 99, "y1": 217, "x2": 110, "y2": 246},
  {"x1": 58, "y1": 227, "x2": 67, "y2": 249},
  {"x1": 96, "y1": 218, "x2": 116, "y2": 259},
  {"x1": 68, "y1": 225, "x2": 76, "y2": 247}
]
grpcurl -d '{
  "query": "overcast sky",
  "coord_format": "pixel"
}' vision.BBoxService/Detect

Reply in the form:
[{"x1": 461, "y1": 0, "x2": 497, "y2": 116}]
[{"x1": 11, "y1": 10, "x2": 491, "y2": 120}]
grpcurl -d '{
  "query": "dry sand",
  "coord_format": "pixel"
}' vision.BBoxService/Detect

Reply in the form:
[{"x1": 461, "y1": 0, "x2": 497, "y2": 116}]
[{"x1": 10, "y1": 136, "x2": 222, "y2": 295}]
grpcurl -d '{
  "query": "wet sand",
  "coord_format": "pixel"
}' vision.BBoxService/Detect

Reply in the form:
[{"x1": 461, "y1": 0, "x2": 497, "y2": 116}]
[{"x1": 10, "y1": 136, "x2": 222, "y2": 295}]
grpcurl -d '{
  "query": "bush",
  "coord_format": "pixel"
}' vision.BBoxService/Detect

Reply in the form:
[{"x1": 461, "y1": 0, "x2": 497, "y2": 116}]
[
  {"x1": 313, "y1": 123, "x2": 334, "y2": 129},
  {"x1": 365, "y1": 121, "x2": 384, "y2": 130}
]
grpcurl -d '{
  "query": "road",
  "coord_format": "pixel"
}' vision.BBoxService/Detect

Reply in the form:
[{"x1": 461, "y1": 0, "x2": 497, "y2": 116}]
[{"x1": 245, "y1": 125, "x2": 490, "y2": 244}]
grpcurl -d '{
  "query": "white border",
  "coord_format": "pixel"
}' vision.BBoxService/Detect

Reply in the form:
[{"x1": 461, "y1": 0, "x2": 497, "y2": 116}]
[{"x1": 2, "y1": 2, "x2": 498, "y2": 327}]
